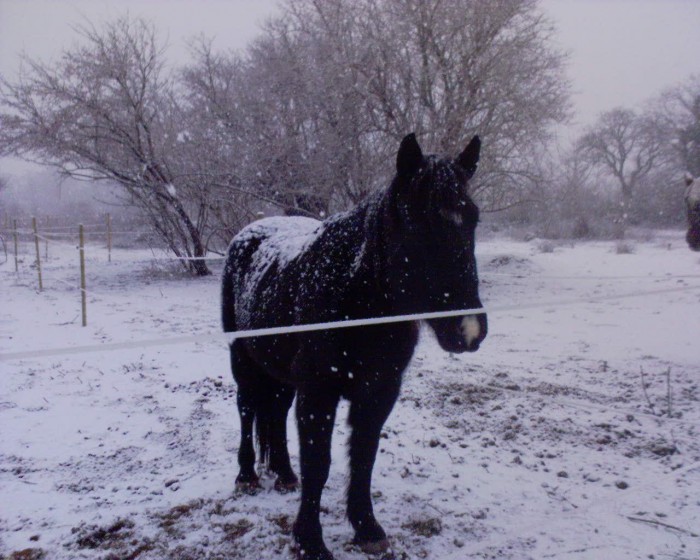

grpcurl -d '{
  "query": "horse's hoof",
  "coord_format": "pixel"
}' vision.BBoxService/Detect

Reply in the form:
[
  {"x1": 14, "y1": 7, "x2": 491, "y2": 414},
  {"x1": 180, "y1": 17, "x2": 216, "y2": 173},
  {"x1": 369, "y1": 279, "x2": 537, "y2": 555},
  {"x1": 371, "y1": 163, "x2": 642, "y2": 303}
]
[
  {"x1": 234, "y1": 479, "x2": 260, "y2": 495},
  {"x1": 356, "y1": 537, "x2": 390, "y2": 555},
  {"x1": 293, "y1": 542, "x2": 335, "y2": 560},
  {"x1": 295, "y1": 550, "x2": 335, "y2": 560},
  {"x1": 274, "y1": 477, "x2": 299, "y2": 493}
]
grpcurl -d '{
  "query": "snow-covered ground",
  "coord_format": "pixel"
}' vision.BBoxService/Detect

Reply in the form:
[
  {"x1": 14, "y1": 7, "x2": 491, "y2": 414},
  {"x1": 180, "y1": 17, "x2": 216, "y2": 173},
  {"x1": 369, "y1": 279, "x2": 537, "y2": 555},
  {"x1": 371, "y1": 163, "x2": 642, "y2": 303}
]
[{"x1": 1, "y1": 231, "x2": 699, "y2": 560}]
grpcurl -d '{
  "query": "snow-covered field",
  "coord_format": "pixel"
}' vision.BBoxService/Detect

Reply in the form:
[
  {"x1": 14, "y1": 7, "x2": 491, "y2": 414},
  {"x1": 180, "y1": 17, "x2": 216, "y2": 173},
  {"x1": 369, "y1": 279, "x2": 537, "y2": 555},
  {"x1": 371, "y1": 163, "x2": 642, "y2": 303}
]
[{"x1": 1, "y1": 231, "x2": 699, "y2": 560}]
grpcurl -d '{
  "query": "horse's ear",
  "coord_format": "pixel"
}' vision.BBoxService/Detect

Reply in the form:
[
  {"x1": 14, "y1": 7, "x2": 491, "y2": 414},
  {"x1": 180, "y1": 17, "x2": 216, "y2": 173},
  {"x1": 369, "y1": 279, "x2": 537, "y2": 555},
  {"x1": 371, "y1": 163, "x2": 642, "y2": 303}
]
[
  {"x1": 457, "y1": 135, "x2": 481, "y2": 178},
  {"x1": 685, "y1": 173, "x2": 695, "y2": 187},
  {"x1": 397, "y1": 133, "x2": 423, "y2": 178}
]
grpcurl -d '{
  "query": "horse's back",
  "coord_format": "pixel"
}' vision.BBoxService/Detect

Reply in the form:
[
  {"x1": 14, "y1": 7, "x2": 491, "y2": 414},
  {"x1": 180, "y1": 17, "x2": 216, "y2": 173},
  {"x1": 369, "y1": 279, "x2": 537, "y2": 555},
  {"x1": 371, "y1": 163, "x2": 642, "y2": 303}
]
[
  {"x1": 223, "y1": 216, "x2": 322, "y2": 331},
  {"x1": 237, "y1": 216, "x2": 321, "y2": 261}
]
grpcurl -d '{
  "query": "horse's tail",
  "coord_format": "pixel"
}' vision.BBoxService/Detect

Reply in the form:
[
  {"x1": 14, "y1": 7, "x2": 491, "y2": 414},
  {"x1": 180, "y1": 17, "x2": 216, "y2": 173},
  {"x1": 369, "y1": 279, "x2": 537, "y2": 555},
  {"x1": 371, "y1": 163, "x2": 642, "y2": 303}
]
[
  {"x1": 254, "y1": 374, "x2": 295, "y2": 471},
  {"x1": 254, "y1": 385, "x2": 274, "y2": 467},
  {"x1": 221, "y1": 252, "x2": 238, "y2": 333},
  {"x1": 222, "y1": 234, "x2": 265, "y2": 333}
]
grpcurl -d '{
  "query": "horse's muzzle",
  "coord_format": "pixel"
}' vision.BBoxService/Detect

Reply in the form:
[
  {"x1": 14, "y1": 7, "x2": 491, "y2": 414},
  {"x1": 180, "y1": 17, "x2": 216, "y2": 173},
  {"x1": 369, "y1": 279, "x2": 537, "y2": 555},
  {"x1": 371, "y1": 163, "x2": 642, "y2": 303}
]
[{"x1": 429, "y1": 311, "x2": 487, "y2": 353}]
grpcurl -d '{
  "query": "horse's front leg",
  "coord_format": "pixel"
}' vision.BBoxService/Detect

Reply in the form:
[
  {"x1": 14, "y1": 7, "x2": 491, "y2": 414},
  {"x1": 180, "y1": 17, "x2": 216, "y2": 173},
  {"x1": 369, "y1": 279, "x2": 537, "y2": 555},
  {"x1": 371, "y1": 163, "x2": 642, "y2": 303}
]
[
  {"x1": 293, "y1": 386, "x2": 340, "y2": 560},
  {"x1": 347, "y1": 380, "x2": 400, "y2": 553}
]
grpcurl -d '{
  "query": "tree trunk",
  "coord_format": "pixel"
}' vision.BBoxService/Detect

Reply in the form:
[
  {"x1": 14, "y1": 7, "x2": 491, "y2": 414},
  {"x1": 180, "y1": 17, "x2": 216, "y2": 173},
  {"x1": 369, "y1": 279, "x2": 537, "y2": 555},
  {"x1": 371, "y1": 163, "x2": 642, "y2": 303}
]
[
  {"x1": 616, "y1": 182, "x2": 633, "y2": 240},
  {"x1": 169, "y1": 196, "x2": 211, "y2": 276}
]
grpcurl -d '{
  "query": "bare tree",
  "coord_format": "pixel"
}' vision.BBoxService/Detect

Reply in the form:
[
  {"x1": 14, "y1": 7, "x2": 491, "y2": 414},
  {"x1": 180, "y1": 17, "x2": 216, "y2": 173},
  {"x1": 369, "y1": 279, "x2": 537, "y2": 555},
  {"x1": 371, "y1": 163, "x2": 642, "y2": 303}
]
[
  {"x1": 536, "y1": 145, "x2": 601, "y2": 238},
  {"x1": 577, "y1": 108, "x2": 663, "y2": 238},
  {"x1": 160, "y1": 0, "x2": 569, "y2": 223},
  {"x1": 175, "y1": 39, "x2": 259, "y2": 247},
  {"x1": 228, "y1": 0, "x2": 570, "y2": 213},
  {"x1": 354, "y1": 0, "x2": 571, "y2": 206},
  {"x1": 233, "y1": 11, "x2": 382, "y2": 215},
  {"x1": 650, "y1": 74, "x2": 700, "y2": 176},
  {"x1": 0, "y1": 16, "x2": 212, "y2": 274}
]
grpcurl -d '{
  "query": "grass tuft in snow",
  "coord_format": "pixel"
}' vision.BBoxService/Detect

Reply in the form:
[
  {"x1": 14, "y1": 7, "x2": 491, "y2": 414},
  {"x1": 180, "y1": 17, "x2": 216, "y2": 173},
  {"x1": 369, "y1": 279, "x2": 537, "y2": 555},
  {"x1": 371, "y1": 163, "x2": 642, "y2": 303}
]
[
  {"x1": 537, "y1": 240, "x2": 556, "y2": 253},
  {"x1": 615, "y1": 240, "x2": 636, "y2": 254}
]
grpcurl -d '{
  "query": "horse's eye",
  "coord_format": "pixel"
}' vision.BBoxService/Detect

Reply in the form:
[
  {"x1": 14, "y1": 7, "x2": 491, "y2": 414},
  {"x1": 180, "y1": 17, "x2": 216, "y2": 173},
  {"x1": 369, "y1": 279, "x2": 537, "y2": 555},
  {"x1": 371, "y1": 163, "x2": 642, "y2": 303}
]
[{"x1": 439, "y1": 208, "x2": 464, "y2": 226}]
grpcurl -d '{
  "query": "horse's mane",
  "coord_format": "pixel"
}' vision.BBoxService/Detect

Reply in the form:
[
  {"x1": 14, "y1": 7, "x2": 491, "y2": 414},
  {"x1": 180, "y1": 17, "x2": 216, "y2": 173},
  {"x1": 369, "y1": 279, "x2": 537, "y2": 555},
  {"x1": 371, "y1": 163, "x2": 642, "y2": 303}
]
[{"x1": 358, "y1": 187, "x2": 393, "y2": 293}]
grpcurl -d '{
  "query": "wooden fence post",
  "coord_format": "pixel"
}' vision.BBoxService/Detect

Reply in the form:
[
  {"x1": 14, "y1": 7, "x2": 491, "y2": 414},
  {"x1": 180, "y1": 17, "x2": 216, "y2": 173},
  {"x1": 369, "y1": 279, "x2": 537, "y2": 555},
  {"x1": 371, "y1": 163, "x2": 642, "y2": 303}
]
[
  {"x1": 32, "y1": 216, "x2": 43, "y2": 291},
  {"x1": 107, "y1": 213, "x2": 112, "y2": 262},
  {"x1": 79, "y1": 224, "x2": 87, "y2": 327},
  {"x1": 44, "y1": 217, "x2": 49, "y2": 260},
  {"x1": 13, "y1": 219, "x2": 19, "y2": 273}
]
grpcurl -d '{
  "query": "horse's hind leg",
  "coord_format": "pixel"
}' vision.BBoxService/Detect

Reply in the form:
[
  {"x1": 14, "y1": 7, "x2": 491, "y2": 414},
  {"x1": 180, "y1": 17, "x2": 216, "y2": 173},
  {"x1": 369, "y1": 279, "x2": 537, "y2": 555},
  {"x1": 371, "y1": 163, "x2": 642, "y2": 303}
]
[
  {"x1": 266, "y1": 379, "x2": 298, "y2": 492},
  {"x1": 232, "y1": 341, "x2": 297, "y2": 491},
  {"x1": 230, "y1": 342, "x2": 260, "y2": 490},
  {"x1": 235, "y1": 386, "x2": 260, "y2": 489}
]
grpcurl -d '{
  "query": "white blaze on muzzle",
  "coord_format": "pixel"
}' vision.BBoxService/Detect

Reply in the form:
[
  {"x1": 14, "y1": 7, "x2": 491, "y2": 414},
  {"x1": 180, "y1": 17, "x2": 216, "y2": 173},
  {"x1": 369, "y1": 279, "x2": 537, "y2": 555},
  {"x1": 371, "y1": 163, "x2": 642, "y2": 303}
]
[{"x1": 461, "y1": 316, "x2": 481, "y2": 346}]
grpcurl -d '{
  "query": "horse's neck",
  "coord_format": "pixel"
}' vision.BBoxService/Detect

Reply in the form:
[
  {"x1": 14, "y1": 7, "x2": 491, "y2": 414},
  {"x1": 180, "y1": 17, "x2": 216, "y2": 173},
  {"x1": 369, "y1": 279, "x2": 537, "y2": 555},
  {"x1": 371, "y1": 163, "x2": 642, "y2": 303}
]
[{"x1": 353, "y1": 191, "x2": 397, "y2": 307}]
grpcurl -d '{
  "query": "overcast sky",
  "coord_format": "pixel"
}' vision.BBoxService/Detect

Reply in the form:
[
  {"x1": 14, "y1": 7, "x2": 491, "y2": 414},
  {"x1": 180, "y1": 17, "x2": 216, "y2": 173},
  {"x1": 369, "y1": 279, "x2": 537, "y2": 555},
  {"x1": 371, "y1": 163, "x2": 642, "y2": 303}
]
[{"x1": 1, "y1": 0, "x2": 699, "y2": 176}]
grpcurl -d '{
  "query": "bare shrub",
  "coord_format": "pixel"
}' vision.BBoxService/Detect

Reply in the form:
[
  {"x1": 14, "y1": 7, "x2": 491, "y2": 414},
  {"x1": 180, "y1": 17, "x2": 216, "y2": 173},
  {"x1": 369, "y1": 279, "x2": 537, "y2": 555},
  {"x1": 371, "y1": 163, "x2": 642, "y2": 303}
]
[
  {"x1": 615, "y1": 241, "x2": 636, "y2": 254},
  {"x1": 537, "y1": 240, "x2": 556, "y2": 253}
]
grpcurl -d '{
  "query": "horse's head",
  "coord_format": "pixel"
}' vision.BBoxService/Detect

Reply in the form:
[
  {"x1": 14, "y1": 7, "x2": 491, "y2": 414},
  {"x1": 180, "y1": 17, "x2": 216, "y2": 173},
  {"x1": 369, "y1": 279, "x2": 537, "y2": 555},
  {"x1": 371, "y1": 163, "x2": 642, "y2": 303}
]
[
  {"x1": 383, "y1": 133, "x2": 487, "y2": 353},
  {"x1": 685, "y1": 174, "x2": 700, "y2": 251}
]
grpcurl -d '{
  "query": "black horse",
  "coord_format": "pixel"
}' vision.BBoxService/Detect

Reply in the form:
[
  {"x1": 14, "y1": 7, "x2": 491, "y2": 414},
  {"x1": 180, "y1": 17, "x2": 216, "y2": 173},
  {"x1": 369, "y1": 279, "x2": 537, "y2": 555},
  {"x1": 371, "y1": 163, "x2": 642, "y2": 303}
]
[
  {"x1": 685, "y1": 174, "x2": 700, "y2": 251},
  {"x1": 222, "y1": 133, "x2": 487, "y2": 560}
]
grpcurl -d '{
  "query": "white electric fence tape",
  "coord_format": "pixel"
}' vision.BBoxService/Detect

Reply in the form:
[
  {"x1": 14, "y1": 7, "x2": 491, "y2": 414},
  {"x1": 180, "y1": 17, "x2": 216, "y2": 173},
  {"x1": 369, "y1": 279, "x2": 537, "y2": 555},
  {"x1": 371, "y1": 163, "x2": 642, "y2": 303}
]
[{"x1": 1, "y1": 283, "x2": 698, "y2": 362}]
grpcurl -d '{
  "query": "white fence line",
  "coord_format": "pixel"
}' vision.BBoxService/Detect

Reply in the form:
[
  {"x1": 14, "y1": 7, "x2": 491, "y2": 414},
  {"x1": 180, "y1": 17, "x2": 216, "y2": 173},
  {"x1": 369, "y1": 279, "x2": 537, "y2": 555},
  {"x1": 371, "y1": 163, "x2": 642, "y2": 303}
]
[
  {"x1": 1, "y1": 283, "x2": 698, "y2": 362},
  {"x1": 6, "y1": 236, "x2": 698, "y2": 277}
]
